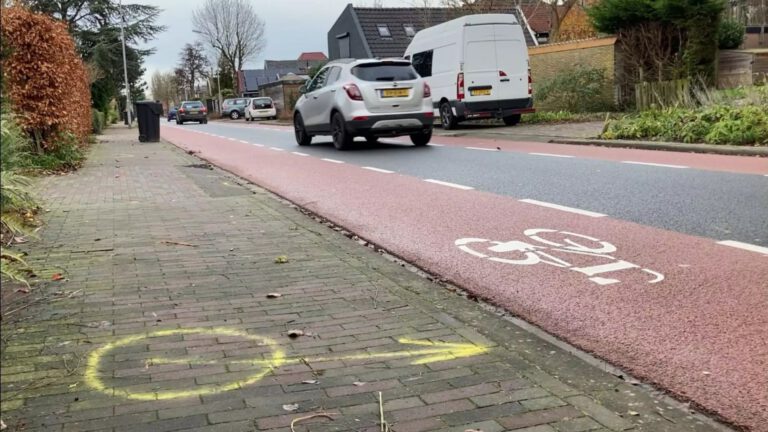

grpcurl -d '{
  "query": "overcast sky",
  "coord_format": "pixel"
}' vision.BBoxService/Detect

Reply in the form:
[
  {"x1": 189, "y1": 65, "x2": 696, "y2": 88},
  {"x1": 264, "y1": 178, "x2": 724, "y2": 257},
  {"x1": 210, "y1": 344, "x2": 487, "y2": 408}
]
[{"x1": 141, "y1": 0, "x2": 414, "y2": 83}]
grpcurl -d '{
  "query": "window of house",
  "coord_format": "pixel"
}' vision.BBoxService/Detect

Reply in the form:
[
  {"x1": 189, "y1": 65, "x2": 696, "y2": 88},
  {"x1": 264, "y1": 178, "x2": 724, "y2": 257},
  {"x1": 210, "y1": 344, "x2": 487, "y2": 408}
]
[
  {"x1": 411, "y1": 50, "x2": 433, "y2": 78},
  {"x1": 377, "y1": 24, "x2": 391, "y2": 38},
  {"x1": 403, "y1": 25, "x2": 416, "y2": 37}
]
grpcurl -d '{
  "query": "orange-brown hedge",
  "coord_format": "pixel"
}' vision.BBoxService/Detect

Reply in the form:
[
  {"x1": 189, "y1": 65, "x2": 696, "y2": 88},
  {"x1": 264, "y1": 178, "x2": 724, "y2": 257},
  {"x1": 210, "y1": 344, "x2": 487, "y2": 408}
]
[{"x1": 1, "y1": 6, "x2": 91, "y2": 150}]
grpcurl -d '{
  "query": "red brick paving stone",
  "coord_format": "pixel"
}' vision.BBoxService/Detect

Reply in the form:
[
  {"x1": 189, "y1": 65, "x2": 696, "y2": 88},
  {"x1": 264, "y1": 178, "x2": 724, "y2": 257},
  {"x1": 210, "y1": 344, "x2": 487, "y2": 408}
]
[
  {"x1": 497, "y1": 406, "x2": 583, "y2": 430},
  {"x1": 390, "y1": 399, "x2": 476, "y2": 422},
  {"x1": 389, "y1": 417, "x2": 446, "y2": 432},
  {"x1": 325, "y1": 378, "x2": 401, "y2": 397},
  {"x1": 420, "y1": 382, "x2": 501, "y2": 404}
]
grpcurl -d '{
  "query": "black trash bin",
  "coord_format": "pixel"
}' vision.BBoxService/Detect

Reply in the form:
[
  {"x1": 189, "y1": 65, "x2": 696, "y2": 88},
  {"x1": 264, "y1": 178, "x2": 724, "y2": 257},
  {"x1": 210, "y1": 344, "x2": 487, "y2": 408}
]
[{"x1": 135, "y1": 101, "x2": 162, "y2": 142}]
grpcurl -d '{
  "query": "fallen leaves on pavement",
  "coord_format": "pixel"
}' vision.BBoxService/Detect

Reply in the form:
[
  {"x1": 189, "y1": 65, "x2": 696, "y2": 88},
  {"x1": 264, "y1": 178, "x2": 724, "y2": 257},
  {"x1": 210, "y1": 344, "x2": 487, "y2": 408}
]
[
  {"x1": 274, "y1": 255, "x2": 289, "y2": 264},
  {"x1": 282, "y1": 404, "x2": 299, "y2": 411},
  {"x1": 266, "y1": 293, "x2": 282, "y2": 299},
  {"x1": 287, "y1": 329, "x2": 304, "y2": 339}
]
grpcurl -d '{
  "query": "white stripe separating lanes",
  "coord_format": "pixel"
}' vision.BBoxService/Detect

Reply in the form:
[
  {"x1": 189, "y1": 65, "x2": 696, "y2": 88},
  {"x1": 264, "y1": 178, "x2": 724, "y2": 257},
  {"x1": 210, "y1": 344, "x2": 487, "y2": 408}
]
[
  {"x1": 621, "y1": 161, "x2": 689, "y2": 169},
  {"x1": 424, "y1": 179, "x2": 474, "y2": 190},
  {"x1": 239, "y1": 140, "x2": 249, "y2": 144},
  {"x1": 269, "y1": 147, "x2": 284, "y2": 151},
  {"x1": 716, "y1": 240, "x2": 768, "y2": 255},
  {"x1": 321, "y1": 158, "x2": 345, "y2": 164},
  {"x1": 529, "y1": 152, "x2": 574, "y2": 158},
  {"x1": 291, "y1": 152, "x2": 309, "y2": 156},
  {"x1": 362, "y1": 167, "x2": 394, "y2": 174},
  {"x1": 466, "y1": 146, "x2": 498, "y2": 152},
  {"x1": 519, "y1": 199, "x2": 606, "y2": 218}
]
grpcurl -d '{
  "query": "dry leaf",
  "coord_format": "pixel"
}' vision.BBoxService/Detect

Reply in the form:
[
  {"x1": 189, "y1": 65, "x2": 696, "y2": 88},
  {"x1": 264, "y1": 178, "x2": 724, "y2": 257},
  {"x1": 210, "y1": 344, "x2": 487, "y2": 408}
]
[
  {"x1": 287, "y1": 329, "x2": 304, "y2": 339},
  {"x1": 274, "y1": 255, "x2": 289, "y2": 264},
  {"x1": 628, "y1": 411, "x2": 639, "y2": 416},
  {"x1": 282, "y1": 403, "x2": 299, "y2": 411},
  {"x1": 0, "y1": 419, "x2": 6, "y2": 430},
  {"x1": 301, "y1": 380, "x2": 318, "y2": 384},
  {"x1": 51, "y1": 273, "x2": 64, "y2": 281},
  {"x1": 15, "y1": 286, "x2": 30, "y2": 294},
  {"x1": 353, "y1": 381, "x2": 366, "y2": 386},
  {"x1": 465, "y1": 429, "x2": 484, "y2": 432},
  {"x1": 266, "y1": 293, "x2": 282, "y2": 299}
]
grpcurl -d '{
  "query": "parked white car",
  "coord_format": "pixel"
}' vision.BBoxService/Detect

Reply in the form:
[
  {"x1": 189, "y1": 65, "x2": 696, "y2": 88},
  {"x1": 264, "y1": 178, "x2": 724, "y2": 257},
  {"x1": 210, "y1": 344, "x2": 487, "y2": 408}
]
[
  {"x1": 293, "y1": 58, "x2": 434, "y2": 150},
  {"x1": 404, "y1": 14, "x2": 535, "y2": 129},
  {"x1": 245, "y1": 97, "x2": 277, "y2": 121}
]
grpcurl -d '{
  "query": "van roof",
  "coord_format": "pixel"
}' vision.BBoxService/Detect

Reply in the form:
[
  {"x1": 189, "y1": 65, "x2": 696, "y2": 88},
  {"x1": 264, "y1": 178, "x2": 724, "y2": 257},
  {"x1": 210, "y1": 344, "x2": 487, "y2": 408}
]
[{"x1": 415, "y1": 13, "x2": 519, "y2": 36}]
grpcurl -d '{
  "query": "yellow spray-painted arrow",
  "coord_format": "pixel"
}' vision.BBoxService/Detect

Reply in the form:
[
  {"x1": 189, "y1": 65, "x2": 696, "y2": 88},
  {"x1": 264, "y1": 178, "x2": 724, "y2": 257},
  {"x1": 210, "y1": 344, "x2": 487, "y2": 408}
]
[
  {"x1": 84, "y1": 327, "x2": 490, "y2": 401},
  {"x1": 150, "y1": 337, "x2": 489, "y2": 368}
]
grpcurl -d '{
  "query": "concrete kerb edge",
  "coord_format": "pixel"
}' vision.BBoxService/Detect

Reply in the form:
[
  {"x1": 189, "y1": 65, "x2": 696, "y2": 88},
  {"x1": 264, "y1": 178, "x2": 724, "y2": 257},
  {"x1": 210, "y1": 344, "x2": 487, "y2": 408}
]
[
  {"x1": 549, "y1": 138, "x2": 768, "y2": 157},
  {"x1": 159, "y1": 136, "x2": 737, "y2": 432}
]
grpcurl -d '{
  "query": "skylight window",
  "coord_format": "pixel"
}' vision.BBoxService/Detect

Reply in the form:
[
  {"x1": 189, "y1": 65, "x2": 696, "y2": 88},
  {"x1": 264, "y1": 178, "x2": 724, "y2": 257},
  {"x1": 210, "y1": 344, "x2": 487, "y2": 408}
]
[
  {"x1": 377, "y1": 24, "x2": 391, "y2": 38},
  {"x1": 404, "y1": 25, "x2": 416, "y2": 37}
]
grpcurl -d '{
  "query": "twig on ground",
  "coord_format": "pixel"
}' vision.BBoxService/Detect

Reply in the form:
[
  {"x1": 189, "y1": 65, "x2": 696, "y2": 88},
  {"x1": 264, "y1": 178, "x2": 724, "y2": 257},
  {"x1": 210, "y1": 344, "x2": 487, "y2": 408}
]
[
  {"x1": 379, "y1": 391, "x2": 390, "y2": 432},
  {"x1": 160, "y1": 240, "x2": 198, "y2": 247},
  {"x1": 289, "y1": 412, "x2": 338, "y2": 432}
]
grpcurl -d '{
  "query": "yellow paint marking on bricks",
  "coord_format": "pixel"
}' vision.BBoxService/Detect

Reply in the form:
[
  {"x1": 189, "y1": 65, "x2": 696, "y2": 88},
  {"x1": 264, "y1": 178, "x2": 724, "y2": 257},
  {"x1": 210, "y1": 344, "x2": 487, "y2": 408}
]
[{"x1": 85, "y1": 328, "x2": 487, "y2": 401}]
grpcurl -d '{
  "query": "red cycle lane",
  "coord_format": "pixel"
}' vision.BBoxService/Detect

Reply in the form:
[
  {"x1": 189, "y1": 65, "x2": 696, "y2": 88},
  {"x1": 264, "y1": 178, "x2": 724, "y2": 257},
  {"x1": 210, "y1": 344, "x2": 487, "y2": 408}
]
[{"x1": 163, "y1": 126, "x2": 768, "y2": 431}]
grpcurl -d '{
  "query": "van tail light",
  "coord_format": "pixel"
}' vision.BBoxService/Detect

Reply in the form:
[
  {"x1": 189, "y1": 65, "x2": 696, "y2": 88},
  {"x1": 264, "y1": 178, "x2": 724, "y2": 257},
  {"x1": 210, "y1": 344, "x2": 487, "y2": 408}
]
[
  {"x1": 343, "y1": 83, "x2": 363, "y2": 101},
  {"x1": 423, "y1": 82, "x2": 431, "y2": 98},
  {"x1": 457, "y1": 72, "x2": 465, "y2": 101},
  {"x1": 528, "y1": 68, "x2": 533, "y2": 95},
  {"x1": 499, "y1": 70, "x2": 508, "y2": 77}
]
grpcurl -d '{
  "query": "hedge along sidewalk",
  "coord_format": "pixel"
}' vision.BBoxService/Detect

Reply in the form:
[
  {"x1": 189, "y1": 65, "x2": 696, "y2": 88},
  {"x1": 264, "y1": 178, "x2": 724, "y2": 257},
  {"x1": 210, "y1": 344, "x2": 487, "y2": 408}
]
[
  {"x1": 549, "y1": 137, "x2": 768, "y2": 157},
  {"x1": 0, "y1": 126, "x2": 730, "y2": 432}
]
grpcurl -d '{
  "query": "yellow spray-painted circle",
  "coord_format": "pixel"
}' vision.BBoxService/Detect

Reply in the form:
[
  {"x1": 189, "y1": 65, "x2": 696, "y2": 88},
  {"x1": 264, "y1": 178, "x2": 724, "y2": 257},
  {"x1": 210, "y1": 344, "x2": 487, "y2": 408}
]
[{"x1": 85, "y1": 327, "x2": 286, "y2": 401}]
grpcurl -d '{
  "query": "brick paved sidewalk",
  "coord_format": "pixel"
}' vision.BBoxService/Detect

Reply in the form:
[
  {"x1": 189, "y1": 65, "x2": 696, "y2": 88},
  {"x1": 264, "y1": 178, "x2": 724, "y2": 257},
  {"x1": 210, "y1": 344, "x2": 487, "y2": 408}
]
[{"x1": 1, "y1": 127, "x2": 725, "y2": 432}]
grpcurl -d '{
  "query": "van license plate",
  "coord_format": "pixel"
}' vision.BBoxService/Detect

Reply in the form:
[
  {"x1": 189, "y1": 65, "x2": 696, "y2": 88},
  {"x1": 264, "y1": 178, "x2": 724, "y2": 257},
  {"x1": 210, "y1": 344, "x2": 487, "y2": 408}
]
[
  {"x1": 382, "y1": 89, "x2": 409, "y2": 98},
  {"x1": 470, "y1": 89, "x2": 491, "y2": 96}
]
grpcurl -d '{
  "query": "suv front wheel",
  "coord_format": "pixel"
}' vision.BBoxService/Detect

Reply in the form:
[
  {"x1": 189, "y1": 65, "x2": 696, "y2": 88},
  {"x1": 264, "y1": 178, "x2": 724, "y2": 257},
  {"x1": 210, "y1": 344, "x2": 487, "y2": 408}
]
[{"x1": 331, "y1": 113, "x2": 352, "y2": 150}]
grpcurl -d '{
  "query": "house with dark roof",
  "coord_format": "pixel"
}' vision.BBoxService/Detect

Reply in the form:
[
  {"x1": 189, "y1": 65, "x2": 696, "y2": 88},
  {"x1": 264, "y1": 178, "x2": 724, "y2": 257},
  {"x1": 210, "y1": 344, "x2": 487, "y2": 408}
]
[
  {"x1": 327, "y1": 3, "x2": 541, "y2": 60},
  {"x1": 237, "y1": 53, "x2": 326, "y2": 96}
]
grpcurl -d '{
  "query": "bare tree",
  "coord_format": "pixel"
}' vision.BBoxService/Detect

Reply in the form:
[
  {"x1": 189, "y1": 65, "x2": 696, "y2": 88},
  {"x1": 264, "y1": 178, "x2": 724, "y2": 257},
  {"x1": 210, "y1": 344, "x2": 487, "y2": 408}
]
[
  {"x1": 176, "y1": 42, "x2": 210, "y2": 98},
  {"x1": 150, "y1": 71, "x2": 179, "y2": 109},
  {"x1": 192, "y1": 0, "x2": 266, "y2": 94}
]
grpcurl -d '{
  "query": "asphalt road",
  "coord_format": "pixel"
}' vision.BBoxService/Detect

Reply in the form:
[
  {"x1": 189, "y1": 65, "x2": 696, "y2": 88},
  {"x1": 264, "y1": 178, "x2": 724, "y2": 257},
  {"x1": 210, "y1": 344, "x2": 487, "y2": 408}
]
[{"x1": 172, "y1": 120, "x2": 768, "y2": 245}]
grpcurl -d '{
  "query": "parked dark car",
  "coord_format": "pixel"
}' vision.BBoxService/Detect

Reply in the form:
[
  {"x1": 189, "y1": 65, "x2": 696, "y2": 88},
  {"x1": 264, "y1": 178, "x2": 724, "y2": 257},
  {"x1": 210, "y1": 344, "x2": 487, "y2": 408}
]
[
  {"x1": 167, "y1": 106, "x2": 178, "y2": 122},
  {"x1": 176, "y1": 101, "x2": 208, "y2": 125},
  {"x1": 221, "y1": 98, "x2": 249, "y2": 120}
]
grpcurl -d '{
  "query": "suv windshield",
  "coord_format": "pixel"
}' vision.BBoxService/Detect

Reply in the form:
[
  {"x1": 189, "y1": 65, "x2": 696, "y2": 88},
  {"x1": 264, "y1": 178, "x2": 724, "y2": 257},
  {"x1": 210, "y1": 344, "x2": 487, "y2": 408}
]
[
  {"x1": 183, "y1": 102, "x2": 203, "y2": 109},
  {"x1": 351, "y1": 62, "x2": 418, "y2": 82}
]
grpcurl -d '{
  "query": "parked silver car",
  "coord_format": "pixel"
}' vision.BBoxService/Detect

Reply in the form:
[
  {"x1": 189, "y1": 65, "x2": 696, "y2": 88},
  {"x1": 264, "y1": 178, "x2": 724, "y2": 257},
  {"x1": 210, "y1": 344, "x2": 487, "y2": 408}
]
[{"x1": 293, "y1": 58, "x2": 433, "y2": 150}]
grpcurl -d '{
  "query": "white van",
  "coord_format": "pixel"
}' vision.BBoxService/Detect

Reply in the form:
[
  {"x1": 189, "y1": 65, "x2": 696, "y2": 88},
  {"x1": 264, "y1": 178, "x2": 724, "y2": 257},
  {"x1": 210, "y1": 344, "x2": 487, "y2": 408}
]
[{"x1": 404, "y1": 14, "x2": 534, "y2": 129}]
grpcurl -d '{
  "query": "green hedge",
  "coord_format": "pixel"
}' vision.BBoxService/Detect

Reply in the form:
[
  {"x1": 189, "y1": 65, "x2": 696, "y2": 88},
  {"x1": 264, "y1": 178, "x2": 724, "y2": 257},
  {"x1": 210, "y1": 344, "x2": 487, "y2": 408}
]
[{"x1": 91, "y1": 110, "x2": 105, "y2": 134}]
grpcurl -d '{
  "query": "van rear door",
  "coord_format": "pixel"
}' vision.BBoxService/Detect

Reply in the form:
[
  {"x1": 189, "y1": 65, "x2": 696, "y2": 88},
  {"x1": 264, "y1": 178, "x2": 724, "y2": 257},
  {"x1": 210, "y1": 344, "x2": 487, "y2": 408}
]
[
  {"x1": 492, "y1": 24, "x2": 528, "y2": 102},
  {"x1": 462, "y1": 24, "x2": 498, "y2": 103}
]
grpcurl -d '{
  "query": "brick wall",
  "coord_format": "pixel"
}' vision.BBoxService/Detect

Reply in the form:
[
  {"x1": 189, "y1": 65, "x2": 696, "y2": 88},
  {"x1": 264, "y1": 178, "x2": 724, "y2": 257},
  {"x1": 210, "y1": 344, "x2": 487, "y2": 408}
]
[
  {"x1": 258, "y1": 79, "x2": 307, "y2": 120},
  {"x1": 529, "y1": 37, "x2": 618, "y2": 108}
]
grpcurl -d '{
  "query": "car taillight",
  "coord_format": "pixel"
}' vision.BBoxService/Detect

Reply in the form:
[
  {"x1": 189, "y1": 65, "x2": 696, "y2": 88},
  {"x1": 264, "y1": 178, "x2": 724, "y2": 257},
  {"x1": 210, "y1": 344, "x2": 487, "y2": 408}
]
[
  {"x1": 457, "y1": 72, "x2": 464, "y2": 101},
  {"x1": 179, "y1": 108, "x2": 185, "y2": 113},
  {"x1": 528, "y1": 68, "x2": 533, "y2": 95},
  {"x1": 201, "y1": 107, "x2": 207, "y2": 113},
  {"x1": 343, "y1": 83, "x2": 363, "y2": 101},
  {"x1": 423, "y1": 82, "x2": 431, "y2": 98}
]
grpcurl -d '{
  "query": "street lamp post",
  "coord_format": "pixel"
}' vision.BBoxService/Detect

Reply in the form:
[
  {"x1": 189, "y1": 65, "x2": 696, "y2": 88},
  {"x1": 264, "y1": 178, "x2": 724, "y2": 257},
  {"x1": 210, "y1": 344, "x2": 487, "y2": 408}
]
[{"x1": 119, "y1": 0, "x2": 132, "y2": 127}]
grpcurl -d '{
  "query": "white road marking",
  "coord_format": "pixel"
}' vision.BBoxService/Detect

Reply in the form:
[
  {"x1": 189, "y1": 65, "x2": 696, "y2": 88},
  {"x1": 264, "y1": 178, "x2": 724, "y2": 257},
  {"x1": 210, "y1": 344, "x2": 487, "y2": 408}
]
[
  {"x1": 430, "y1": 143, "x2": 445, "y2": 147},
  {"x1": 519, "y1": 199, "x2": 606, "y2": 218},
  {"x1": 291, "y1": 151, "x2": 309, "y2": 156},
  {"x1": 321, "y1": 158, "x2": 344, "y2": 164},
  {"x1": 466, "y1": 146, "x2": 497, "y2": 152},
  {"x1": 362, "y1": 166, "x2": 394, "y2": 174},
  {"x1": 269, "y1": 147, "x2": 284, "y2": 151},
  {"x1": 227, "y1": 138, "x2": 236, "y2": 141},
  {"x1": 239, "y1": 140, "x2": 249, "y2": 144},
  {"x1": 716, "y1": 240, "x2": 768, "y2": 255},
  {"x1": 529, "y1": 152, "x2": 574, "y2": 158},
  {"x1": 252, "y1": 143, "x2": 264, "y2": 147},
  {"x1": 621, "y1": 161, "x2": 688, "y2": 169},
  {"x1": 424, "y1": 179, "x2": 473, "y2": 190}
]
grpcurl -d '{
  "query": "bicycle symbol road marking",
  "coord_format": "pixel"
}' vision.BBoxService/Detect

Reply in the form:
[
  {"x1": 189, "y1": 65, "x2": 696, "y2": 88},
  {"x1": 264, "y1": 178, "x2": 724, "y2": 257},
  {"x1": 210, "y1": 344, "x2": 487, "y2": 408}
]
[
  {"x1": 85, "y1": 327, "x2": 489, "y2": 401},
  {"x1": 456, "y1": 228, "x2": 664, "y2": 286}
]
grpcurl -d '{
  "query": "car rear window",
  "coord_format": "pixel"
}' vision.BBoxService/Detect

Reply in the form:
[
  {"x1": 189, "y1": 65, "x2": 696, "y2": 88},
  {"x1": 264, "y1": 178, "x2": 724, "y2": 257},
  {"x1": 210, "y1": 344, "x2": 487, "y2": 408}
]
[
  {"x1": 351, "y1": 62, "x2": 418, "y2": 81},
  {"x1": 252, "y1": 98, "x2": 272, "y2": 108},
  {"x1": 234, "y1": 99, "x2": 247, "y2": 105},
  {"x1": 183, "y1": 102, "x2": 203, "y2": 108}
]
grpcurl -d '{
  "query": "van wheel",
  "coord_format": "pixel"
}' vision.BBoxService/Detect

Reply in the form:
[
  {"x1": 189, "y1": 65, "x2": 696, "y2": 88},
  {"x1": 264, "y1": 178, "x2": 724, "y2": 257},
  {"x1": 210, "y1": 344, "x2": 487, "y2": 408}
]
[
  {"x1": 410, "y1": 129, "x2": 432, "y2": 146},
  {"x1": 294, "y1": 113, "x2": 312, "y2": 146},
  {"x1": 331, "y1": 113, "x2": 352, "y2": 150},
  {"x1": 503, "y1": 114, "x2": 521, "y2": 126},
  {"x1": 440, "y1": 101, "x2": 457, "y2": 130}
]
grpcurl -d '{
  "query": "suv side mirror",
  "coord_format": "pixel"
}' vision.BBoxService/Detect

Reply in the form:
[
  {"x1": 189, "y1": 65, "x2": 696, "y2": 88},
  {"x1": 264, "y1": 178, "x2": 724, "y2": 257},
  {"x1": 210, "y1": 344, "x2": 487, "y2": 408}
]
[{"x1": 299, "y1": 85, "x2": 307, "y2": 95}]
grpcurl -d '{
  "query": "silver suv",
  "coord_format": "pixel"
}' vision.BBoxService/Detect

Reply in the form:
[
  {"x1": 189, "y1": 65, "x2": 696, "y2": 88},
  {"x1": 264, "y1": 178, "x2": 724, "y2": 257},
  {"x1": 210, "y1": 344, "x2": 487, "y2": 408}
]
[{"x1": 293, "y1": 59, "x2": 433, "y2": 150}]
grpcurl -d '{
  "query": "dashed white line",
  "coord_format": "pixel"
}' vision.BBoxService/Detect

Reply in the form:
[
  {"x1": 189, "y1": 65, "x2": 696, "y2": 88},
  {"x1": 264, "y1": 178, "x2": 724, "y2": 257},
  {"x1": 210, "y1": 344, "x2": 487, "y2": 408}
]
[
  {"x1": 529, "y1": 152, "x2": 574, "y2": 158},
  {"x1": 227, "y1": 138, "x2": 236, "y2": 141},
  {"x1": 466, "y1": 146, "x2": 497, "y2": 152},
  {"x1": 291, "y1": 151, "x2": 309, "y2": 156},
  {"x1": 519, "y1": 199, "x2": 606, "y2": 218},
  {"x1": 716, "y1": 240, "x2": 768, "y2": 255},
  {"x1": 252, "y1": 143, "x2": 264, "y2": 147},
  {"x1": 239, "y1": 140, "x2": 249, "y2": 144},
  {"x1": 621, "y1": 161, "x2": 688, "y2": 169},
  {"x1": 424, "y1": 179, "x2": 473, "y2": 190},
  {"x1": 321, "y1": 158, "x2": 344, "y2": 164},
  {"x1": 269, "y1": 147, "x2": 284, "y2": 151},
  {"x1": 362, "y1": 166, "x2": 394, "y2": 174}
]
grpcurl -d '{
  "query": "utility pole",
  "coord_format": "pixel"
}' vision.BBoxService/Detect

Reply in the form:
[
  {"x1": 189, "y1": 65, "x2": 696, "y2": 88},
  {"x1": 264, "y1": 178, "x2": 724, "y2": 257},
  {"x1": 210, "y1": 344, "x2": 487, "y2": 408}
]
[
  {"x1": 119, "y1": 0, "x2": 132, "y2": 127},
  {"x1": 217, "y1": 72, "x2": 223, "y2": 112}
]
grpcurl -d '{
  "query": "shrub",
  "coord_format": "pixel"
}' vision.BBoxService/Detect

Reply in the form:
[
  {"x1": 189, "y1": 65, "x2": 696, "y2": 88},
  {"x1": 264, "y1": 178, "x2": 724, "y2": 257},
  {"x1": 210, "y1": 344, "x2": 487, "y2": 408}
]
[
  {"x1": 1, "y1": 7, "x2": 92, "y2": 151},
  {"x1": 92, "y1": 110, "x2": 106, "y2": 134},
  {"x1": 718, "y1": 18, "x2": 745, "y2": 49},
  {"x1": 536, "y1": 66, "x2": 613, "y2": 113},
  {"x1": 520, "y1": 111, "x2": 608, "y2": 124},
  {"x1": 19, "y1": 133, "x2": 86, "y2": 172}
]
